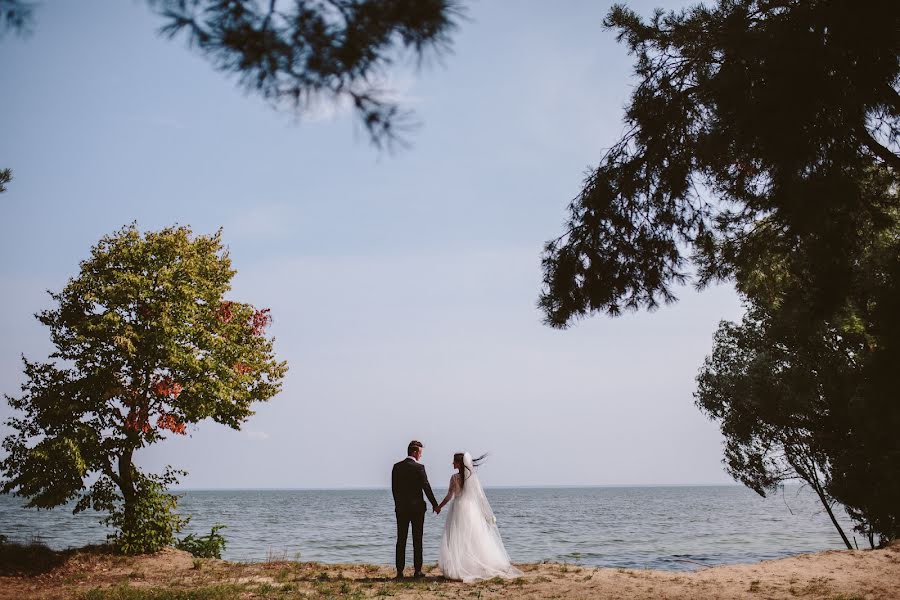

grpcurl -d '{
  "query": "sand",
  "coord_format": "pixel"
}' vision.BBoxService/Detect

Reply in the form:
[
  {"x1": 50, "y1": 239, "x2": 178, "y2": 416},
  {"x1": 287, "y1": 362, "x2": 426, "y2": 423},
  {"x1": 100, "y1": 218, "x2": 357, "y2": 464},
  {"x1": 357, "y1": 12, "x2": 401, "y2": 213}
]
[{"x1": 1, "y1": 542, "x2": 898, "y2": 599}]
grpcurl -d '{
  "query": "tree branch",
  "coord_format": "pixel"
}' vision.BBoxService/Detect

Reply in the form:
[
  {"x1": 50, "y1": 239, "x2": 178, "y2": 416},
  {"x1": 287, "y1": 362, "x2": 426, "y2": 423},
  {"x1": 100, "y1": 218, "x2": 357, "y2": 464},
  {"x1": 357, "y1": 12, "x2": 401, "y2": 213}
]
[{"x1": 859, "y1": 127, "x2": 900, "y2": 171}]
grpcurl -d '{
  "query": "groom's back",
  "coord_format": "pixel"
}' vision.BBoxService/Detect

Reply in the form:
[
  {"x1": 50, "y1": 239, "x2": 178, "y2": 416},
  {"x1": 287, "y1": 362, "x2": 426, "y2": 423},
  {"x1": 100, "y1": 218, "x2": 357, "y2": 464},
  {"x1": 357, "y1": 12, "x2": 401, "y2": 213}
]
[{"x1": 392, "y1": 458, "x2": 425, "y2": 512}]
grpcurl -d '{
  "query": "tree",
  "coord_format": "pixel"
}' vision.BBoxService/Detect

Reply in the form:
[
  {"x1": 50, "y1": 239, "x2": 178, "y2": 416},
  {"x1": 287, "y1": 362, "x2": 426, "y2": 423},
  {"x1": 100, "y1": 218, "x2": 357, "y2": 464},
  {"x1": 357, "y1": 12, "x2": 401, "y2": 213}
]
[
  {"x1": 1, "y1": 224, "x2": 288, "y2": 553},
  {"x1": 0, "y1": 168, "x2": 10, "y2": 194},
  {"x1": 0, "y1": 0, "x2": 32, "y2": 38},
  {"x1": 540, "y1": 0, "x2": 899, "y2": 326},
  {"x1": 700, "y1": 195, "x2": 900, "y2": 546},
  {"x1": 538, "y1": 0, "x2": 900, "y2": 544},
  {"x1": 696, "y1": 305, "x2": 856, "y2": 549},
  {"x1": 1, "y1": 0, "x2": 463, "y2": 147}
]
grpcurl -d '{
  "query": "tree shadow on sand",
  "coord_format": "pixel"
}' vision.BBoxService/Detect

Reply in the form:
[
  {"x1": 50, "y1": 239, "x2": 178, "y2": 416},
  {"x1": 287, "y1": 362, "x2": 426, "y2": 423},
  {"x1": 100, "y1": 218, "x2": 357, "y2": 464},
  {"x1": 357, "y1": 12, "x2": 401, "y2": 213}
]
[{"x1": 0, "y1": 539, "x2": 112, "y2": 577}]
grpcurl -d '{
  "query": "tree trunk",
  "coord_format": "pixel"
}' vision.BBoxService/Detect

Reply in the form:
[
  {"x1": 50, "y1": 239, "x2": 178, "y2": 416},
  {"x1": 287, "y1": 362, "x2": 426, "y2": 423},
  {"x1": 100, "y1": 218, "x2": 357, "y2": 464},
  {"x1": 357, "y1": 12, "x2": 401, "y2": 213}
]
[
  {"x1": 810, "y1": 480, "x2": 853, "y2": 550},
  {"x1": 791, "y1": 452, "x2": 852, "y2": 550},
  {"x1": 117, "y1": 445, "x2": 137, "y2": 533}
]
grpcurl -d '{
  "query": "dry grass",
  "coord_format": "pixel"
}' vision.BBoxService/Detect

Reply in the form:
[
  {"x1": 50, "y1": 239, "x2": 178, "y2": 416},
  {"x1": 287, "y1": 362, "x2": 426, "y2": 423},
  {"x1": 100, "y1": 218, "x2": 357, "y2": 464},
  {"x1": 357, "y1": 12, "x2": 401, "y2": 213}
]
[{"x1": 0, "y1": 540, "x2": 897, "y2": 599}]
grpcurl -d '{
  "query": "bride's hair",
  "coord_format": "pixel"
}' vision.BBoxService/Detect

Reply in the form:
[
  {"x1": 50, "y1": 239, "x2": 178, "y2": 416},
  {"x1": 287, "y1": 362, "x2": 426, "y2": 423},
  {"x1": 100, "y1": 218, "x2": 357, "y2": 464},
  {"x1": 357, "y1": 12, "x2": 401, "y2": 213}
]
[{"x1": 455, "y1": 452, "x2": 488, "y2": 490}]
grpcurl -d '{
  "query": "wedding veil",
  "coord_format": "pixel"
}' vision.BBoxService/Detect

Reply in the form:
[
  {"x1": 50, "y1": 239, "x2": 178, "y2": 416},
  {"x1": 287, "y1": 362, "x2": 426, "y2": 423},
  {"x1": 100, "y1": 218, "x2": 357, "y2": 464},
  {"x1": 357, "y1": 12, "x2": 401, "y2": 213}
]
[{"x1": 460, "y1": 452, "x2": 497, "y2": 526}]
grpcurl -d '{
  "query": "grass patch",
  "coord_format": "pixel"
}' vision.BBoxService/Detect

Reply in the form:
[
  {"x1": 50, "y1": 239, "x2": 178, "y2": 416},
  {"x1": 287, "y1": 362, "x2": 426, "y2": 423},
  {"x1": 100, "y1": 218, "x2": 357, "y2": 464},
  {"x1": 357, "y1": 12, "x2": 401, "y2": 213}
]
[
  {"x1": 82, "y1": 584, "x2": 246, "y2": 600},
  {"x1": 264, "y1": 550, "x2": 302, "y2": 563}
]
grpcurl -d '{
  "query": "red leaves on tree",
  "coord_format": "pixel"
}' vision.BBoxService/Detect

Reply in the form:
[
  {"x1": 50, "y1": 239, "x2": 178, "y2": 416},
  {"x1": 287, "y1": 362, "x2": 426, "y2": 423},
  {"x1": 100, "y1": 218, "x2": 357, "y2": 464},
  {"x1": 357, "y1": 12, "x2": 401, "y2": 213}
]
[
  {"x1": 120, "y1": 377, "x2": 186, "y2": 435},
  {"x1": 218, "y1": 301, "x2": 272, "y2": 336},
  {"x1": 156, "y1": 412, "x2": 187, "y2": 435},
  {"x1": 124, "y1": 401, "x2": 186, "y2": 435},
  {"x1": 153, "y1": 377, "x2": 183, "y2": 399},
  {"x1": 233, "y1": 362, "x2": 252, "y2": 375},
  {"x1": 125, "y1": 405, "x2": 151, "y2": 433},
  {"x1": 251, "y1": 308, "x2": 272, "y2": 335},
  {"x1": 217, "y1": 301, "x2": 235, "y2": 324}
]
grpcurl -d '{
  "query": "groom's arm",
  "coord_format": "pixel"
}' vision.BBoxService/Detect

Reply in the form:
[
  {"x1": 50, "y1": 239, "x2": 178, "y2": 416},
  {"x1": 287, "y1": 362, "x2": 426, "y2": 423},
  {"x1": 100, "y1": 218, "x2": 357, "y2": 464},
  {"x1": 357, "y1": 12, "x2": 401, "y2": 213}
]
[
  {"x1": 391, "y1": 464, "x2": 400, "y2": 507},
  {"x1": 420, "y1": 465, "x2": 439, "y2": 509}
]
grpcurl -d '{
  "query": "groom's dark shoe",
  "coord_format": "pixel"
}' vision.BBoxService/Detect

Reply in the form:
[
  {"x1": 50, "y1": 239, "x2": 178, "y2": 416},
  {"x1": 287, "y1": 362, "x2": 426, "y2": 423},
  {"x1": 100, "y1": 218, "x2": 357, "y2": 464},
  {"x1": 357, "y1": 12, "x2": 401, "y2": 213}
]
[
  {"x1": 413, "y1": 571, "x2": 426, "y2": 579},
  {"x1": 394, "y1": 573, "x2": 404, "y2": 580}
]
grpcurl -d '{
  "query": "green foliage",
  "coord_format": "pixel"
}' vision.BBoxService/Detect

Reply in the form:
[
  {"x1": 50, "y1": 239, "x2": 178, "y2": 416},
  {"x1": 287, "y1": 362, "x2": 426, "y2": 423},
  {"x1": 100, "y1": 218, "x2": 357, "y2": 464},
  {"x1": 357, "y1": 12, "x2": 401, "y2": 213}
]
[
  {"x1": 3, "y1": 1, "x2": 462, "y2": 146},
  {"x1": 0, "y1": 168, "x2": 10, "y2": 193},
  {"x1": 176, "y1": 525, "x2": 227, "y2": 559},
  {"x1": 696, "y1": 304, "x2": 855, "y2": 547},
  {"x1": 536, "y1": 0, "x2": 899, "y2": 546},
  {"x1": 696, "y1": 208, "x2": 900, "y2": 545},
  {"x1": 540, "y1": 0, "x2": 899, "y2": 324},
  {"x1": 152, "y1": 0, "x2": 462, "y2": 147},
  {"x1": 100, "y1": 470, "x2": 188, "y2": 555},
  {"x1": 0, "y1": 1, "x2": 32, "y2": 38},
  {"x1": 1, "y1": 224, "x2": 287, "y2": 553}
]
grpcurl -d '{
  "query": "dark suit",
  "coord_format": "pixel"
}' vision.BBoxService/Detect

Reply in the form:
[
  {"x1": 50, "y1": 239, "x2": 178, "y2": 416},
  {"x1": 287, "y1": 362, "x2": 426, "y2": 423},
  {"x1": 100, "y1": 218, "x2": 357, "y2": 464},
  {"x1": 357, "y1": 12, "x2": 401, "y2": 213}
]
[{"x1": 391, "y1": 457, "x2": 439, "y2": 574}]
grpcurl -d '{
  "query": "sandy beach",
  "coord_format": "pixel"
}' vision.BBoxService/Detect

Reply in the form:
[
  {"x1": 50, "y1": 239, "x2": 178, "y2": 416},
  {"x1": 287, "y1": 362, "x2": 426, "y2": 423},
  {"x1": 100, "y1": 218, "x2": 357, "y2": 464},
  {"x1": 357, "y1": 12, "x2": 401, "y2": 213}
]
[{"x1": 1, "y1": 542, "x2": 898, "y2": 599}]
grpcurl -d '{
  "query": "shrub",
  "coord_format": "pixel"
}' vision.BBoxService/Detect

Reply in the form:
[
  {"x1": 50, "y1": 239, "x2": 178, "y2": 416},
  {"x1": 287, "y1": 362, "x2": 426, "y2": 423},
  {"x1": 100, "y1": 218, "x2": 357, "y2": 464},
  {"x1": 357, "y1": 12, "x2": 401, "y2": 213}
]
[{"x1": 176, "y1": 525, "x2": 227, "y2": 559}]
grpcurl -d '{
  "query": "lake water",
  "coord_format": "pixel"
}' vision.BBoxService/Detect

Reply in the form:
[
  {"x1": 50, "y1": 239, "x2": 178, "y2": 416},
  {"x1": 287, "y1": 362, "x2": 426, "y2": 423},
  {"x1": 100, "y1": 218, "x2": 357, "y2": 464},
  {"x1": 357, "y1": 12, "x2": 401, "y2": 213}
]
[{"x1": 0, "y1": 485, "x2": 856, "y2": 570}]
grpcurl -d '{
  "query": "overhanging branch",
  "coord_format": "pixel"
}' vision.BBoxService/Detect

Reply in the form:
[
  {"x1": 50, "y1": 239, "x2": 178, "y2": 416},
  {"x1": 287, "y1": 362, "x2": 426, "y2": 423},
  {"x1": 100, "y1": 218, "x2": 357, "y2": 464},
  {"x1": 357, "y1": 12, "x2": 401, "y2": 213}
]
[{"x1": 860, "y1": 127, "x2": 900, "y2": 171}]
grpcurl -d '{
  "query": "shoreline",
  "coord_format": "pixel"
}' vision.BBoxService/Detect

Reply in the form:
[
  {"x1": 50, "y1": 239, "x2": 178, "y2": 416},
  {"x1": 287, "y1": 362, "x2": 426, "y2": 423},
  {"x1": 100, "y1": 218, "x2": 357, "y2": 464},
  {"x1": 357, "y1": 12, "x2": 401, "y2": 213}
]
[
  {"x1": 1, "y1": 542, "x2": 898, "y2": 599},
  {"x1": 166, "y1": 483, "x2": 747, "y2": 491}
]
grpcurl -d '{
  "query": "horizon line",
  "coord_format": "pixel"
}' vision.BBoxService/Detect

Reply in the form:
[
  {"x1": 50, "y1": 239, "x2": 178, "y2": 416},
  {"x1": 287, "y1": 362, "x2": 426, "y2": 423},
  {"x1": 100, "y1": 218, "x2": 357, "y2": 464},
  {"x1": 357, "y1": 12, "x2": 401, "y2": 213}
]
[{"x1": 168, "y1": 483, "x2": 747, "y2": 492}]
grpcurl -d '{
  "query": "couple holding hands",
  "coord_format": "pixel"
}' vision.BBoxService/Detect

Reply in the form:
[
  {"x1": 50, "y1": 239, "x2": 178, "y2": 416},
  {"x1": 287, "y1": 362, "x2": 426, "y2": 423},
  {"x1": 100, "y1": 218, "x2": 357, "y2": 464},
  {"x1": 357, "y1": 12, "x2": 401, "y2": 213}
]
[{"x1": 391, "y1": 440, "x2": 522, "y2": 583}]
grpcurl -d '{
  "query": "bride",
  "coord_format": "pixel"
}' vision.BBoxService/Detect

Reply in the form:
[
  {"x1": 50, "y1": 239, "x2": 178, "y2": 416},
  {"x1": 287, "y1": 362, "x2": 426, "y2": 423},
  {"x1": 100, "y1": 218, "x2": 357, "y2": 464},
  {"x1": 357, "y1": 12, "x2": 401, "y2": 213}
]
[{"x1": 436, "y1": 452, "x2": 523, "y2": 582}]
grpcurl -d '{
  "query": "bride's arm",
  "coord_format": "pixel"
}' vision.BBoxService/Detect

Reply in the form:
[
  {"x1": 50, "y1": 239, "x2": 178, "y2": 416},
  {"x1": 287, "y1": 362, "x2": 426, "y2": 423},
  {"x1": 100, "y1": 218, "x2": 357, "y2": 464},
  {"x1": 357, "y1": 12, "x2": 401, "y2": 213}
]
[{"x1": 437, "y1": 475, "x2": 459, "y2": 511}]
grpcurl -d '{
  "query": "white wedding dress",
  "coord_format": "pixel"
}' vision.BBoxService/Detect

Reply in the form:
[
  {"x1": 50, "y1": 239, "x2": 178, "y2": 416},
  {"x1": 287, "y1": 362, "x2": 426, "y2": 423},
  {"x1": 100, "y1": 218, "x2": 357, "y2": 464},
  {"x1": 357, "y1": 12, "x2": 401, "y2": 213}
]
[{"x1": 438, "y1": 452, "x2": 523, "y2": 582}]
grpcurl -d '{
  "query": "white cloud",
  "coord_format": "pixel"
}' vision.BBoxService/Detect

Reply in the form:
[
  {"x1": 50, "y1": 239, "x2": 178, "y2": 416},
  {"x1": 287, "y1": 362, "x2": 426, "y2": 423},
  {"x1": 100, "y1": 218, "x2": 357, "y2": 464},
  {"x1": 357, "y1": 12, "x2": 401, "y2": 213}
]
[{"x1": 244, "y1": 430, "x2": 271, "y2": 441}]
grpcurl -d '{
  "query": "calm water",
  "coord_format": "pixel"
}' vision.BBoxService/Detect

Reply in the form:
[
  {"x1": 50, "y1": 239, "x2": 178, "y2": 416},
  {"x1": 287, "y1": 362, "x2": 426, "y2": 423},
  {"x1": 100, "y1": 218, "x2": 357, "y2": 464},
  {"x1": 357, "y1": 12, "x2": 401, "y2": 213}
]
[{"x1": 0, "y1": 486, "x2": 855, "y2": 570}]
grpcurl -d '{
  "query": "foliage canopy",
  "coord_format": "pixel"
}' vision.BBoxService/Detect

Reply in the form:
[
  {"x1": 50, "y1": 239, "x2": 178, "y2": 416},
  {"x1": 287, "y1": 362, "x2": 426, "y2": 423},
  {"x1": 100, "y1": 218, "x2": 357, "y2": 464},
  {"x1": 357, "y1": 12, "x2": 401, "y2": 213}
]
[
  {"x1": 2, "y1": 0, "x2": 463, "y2": 146},
  {"x1": 540, "y1": 0, "x2": 899, "y2": 326},
  {"x1": 539, "y1": 0, "x2": 900, "y2": 545},
  {"x1": 696, "y1": 205, "x2": 900, "y2": 546},
  {"x1": 1, "y1": 224, "x2": 288, "y2": 552}
]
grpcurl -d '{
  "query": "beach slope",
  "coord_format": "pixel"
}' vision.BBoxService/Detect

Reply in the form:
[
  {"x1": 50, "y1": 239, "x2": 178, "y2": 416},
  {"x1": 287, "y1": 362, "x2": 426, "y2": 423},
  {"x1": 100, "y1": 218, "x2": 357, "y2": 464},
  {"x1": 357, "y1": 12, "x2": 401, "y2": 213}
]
[{"x1": 1, "y1": 541, "x2": 898, "y2": 599}]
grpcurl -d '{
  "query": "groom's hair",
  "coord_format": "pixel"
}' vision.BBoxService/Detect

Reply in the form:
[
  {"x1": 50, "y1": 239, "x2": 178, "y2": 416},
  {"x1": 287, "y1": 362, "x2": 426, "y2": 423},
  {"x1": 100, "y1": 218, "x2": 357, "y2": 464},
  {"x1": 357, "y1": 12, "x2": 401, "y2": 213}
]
[{"x1": 407, "y1": 440, "x2": 423, "y2": 456}]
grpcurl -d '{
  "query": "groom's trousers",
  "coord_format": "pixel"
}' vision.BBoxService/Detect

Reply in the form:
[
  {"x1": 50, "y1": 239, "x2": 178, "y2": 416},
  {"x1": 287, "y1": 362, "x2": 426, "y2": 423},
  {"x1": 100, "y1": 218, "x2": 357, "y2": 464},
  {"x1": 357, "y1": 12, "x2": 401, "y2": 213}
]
[{"x1": 395, "y1": 507, "x2": 425, "y2": 574}]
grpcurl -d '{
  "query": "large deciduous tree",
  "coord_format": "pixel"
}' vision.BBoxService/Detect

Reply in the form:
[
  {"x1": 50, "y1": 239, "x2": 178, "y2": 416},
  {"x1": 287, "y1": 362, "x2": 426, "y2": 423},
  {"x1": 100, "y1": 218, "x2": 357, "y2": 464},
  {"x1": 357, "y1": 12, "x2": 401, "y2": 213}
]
[
  {"x1": 1, "y1": 0, "x2": 462, "y2": 146},
  {"x1": 1, "y1": 224, "x2": 288, "y2": 553}
]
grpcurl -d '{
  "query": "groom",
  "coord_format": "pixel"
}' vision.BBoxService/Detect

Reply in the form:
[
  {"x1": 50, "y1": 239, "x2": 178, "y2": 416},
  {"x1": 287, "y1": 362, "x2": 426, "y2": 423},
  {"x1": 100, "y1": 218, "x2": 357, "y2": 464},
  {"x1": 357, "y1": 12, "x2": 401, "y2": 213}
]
[{"x1": 391, "y1": 440, "x2": 440, "y2": 579}]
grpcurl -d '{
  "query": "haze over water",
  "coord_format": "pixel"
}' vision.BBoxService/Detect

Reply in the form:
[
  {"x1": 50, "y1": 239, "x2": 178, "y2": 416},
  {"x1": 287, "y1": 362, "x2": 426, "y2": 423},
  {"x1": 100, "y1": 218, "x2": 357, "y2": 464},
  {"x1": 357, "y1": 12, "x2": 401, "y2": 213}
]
[{"x1": 0, "y1": 485, "x2": 853, "y2": 571}]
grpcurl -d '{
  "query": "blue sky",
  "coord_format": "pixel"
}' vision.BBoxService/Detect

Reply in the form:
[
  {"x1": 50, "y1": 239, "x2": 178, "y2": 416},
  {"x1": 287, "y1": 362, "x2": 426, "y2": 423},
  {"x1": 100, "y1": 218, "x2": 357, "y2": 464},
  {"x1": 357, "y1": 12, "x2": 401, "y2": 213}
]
[{"x1": 0, "y1": 0, "x2": 743, "y2": 488}]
